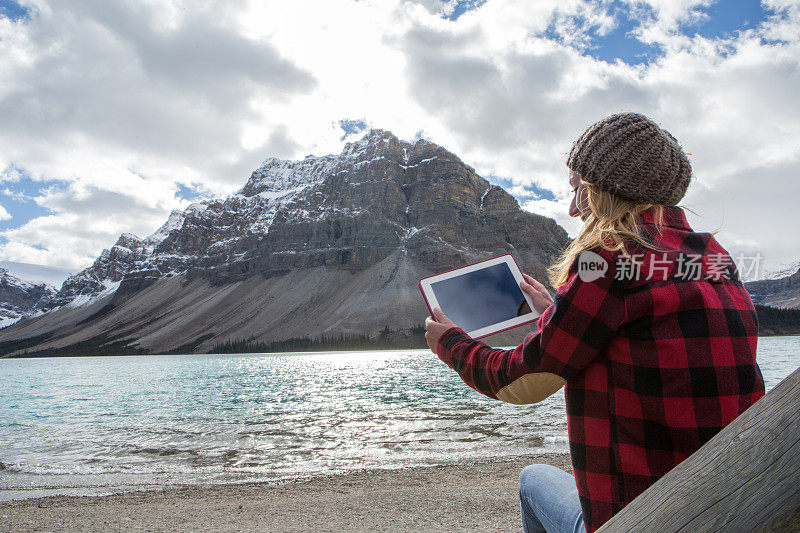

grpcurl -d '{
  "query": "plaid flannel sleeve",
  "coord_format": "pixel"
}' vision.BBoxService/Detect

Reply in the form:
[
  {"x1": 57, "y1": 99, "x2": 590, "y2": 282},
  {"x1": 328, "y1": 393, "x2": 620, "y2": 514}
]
[{"x1": 435, "y1": 256, "x2": 625, "y2": 404}]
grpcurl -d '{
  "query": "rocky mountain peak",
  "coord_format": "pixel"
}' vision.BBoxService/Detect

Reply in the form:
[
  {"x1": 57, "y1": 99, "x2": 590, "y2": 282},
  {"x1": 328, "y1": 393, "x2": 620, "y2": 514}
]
[
  {"x1": 25, "y1": 128, "x2": 570, "y2": 323},
  {"x1": 0, "y1": 268, "x2": 57, "y2": 328},
  {"x1": 745, "y1": 264, "x2": 800, "y2": 309},
  {"x1": 114, "y1": 233, "x2": 143, "y2": 250},
  {"x1": 239, "y1": 129, "x2": 441, "y2": 199}
]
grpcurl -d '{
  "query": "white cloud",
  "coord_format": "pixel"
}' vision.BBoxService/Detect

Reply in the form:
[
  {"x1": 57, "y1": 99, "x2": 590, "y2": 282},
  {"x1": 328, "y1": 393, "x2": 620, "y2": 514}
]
[
  {"x1": 622, "y1": 0, "x2": 716, "y2": 48},
  {"x1": 0, "y1": 203, "x2": 11, "y2": 221},
  {"x1": 0, "y1": 0, "x2": 317, "y2": 268},
  {"x1": 385, "y1": 0, "x2": 800, "y2": 273},
  {"x1": 1, "y1": 179, "x2": 182, "y2": 267},
  {"x1": 0, "y1": 0, "x2": 798, "y2": 275}
]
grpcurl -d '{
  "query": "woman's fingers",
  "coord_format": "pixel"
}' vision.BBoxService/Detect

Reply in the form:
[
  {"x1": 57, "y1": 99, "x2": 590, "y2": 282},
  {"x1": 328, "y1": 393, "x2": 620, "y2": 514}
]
[
  {"x1": 519, "y1": 279, "x2": 535, "y2": 296},
  {"x1": 522, "y1": 273, "x2": 542, "y2": 292},
  {"x1": 522, "y1": 273, "x2": 546, "y2": 292},
  {"x1": 520, "y1": 282, "x2": 544, "y2": 303},
  {"x1": 427, "y1": 309, "x2": 454, "y2": 329},
  {"x1": 520, "y1": 278, "x2": 542, "y2": 298},
  {"x1": 520, "y1": 273, "x2": 555, "y2": 315},
  {"x1": 425, "y1": 309, "x2": 457, "y2": 353},
  {"x1": 531, "y1": 279, "x2": 547, "y2": 292},
  {"x1": 432, "y1": 307, "x2": 455, "y2": 327},
  {"x1": 522, "y1": 273, "x2": 552, "y2": 299}
]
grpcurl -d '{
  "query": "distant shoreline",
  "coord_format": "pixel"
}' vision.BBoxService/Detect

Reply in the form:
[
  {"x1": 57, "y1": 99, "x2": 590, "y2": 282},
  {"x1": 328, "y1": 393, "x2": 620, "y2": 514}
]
[
  {"x1": 0, "y1": 332, "x2": 795, "y2": 359},
  {"x1": 3, "y1": 303, "x2": 800, "y2": 357},
  {"x1": 1, "y1": 452, "x2": 571, "y2": 532},
  {"x1": 2, "y1": 332, "x2": 800, "y2": 358}
]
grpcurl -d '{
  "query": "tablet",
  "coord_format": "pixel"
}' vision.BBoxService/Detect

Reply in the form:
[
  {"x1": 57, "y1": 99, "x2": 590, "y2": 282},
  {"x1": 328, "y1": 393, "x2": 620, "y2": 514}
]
[{"x1": 418, "y1": 254, "x2": 541, "y2": 339}]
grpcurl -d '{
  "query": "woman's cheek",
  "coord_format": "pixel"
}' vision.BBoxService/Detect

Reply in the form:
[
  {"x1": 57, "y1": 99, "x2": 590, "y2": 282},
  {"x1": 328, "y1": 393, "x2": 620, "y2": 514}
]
[{"x1": 568, "y1": 196, "x2": 580, "y2": 218}]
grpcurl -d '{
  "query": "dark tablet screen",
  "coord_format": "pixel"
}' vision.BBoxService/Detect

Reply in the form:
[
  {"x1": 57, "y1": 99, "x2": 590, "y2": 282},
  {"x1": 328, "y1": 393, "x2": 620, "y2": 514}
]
[{"x1": 430, "y1": 262, "x2": 529, "y2": 333}]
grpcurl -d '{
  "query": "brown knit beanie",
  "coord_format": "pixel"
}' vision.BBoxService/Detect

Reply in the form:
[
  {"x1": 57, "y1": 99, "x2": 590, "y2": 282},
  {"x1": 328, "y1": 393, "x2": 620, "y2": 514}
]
[{"x1": 566, "y1": 112, "x2": 692, "y2": 206}]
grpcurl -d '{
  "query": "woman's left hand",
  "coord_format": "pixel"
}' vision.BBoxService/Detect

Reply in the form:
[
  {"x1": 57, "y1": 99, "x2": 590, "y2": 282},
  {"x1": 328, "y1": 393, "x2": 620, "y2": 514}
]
[
  {"x1": 425, "y1": 307, "x2": 457, "y2": 353},
  {"x1": 520, "y1": 273, "x2": 555, "y2": 315}
]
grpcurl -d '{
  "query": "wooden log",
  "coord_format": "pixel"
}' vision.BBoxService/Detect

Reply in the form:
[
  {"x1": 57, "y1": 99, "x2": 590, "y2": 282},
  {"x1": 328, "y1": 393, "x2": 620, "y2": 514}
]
[{"x1": 597, "y1": 366, "x2": 800, "y2": 532}]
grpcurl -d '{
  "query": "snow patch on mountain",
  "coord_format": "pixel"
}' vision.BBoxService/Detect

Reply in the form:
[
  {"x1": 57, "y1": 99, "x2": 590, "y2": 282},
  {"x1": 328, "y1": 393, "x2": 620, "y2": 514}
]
[
  {"x1": 45, "y1": 130, "x2": 406, "y2": 310},
  {"x1": 145, "y1": 210, "x2": 186, "y2": 246},
  {"x1": 0, "y1": 260, "x2": 73, "y2": 288},
  {"x1": 0, "y1": 268, "x2": 58, "y2": 327},
  {"x1": 65, "y1": 280, "x2": 121, "y2": 309},
  {"x1": 29, "y1": 126, "x2": 550, "y2": 319}
]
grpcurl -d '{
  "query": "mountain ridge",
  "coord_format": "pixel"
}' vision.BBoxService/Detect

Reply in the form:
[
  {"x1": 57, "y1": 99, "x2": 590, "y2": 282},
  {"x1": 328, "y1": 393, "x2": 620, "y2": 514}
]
[
  {"x1": 0, "y1": 129, "x2": 570, "y2": 356},
  {"x1": 745, "y1": 265, "x2": 800, "y2": 309},
  {"x1": 0, "y1": 268, "x2": 57, "y2": 328}
]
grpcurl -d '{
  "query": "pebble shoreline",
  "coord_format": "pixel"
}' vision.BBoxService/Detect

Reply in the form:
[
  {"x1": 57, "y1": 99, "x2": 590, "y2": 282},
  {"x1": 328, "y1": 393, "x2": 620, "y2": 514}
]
[{"x1": 1, "y1": 452, "x2": 572, "y2": 532}]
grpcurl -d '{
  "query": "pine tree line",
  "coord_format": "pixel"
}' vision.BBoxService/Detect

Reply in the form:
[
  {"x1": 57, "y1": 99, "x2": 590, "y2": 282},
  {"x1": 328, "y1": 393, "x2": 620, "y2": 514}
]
[{"x1": 211, "y1": 324, "x2": 427, "y2": 354}]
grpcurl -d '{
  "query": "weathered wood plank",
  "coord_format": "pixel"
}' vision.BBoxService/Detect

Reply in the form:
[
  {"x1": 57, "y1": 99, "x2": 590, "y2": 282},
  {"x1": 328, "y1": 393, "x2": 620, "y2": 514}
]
[{"x1": 597, "y1": 366, "x2": 800, "y2": 532}]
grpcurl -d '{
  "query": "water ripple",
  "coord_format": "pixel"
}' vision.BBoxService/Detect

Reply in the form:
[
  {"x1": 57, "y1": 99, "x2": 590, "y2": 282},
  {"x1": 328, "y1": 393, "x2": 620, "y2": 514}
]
[{"x1": 0, "y1": 339, "x2": 796, "y2": 499}]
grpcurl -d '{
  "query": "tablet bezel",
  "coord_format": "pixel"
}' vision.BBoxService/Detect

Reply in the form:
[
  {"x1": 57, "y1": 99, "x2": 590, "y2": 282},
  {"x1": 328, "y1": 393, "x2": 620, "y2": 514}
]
[{"x1": 418, "y1": 254, "x2": 541, "y2": 339}]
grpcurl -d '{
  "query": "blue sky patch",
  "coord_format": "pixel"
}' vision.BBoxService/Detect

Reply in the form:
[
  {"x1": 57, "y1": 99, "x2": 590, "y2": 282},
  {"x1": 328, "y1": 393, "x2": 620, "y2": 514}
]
[
  {"x1": 544, "y1": 0, "x2": 771, "y2": 65},
  {"x1": 175, "y1": 182, "x2": 212, "y2": 203},
  {"x1": 444, "y1": 0, "x2": 489, "y2": 21},
  {"x1": 0, "y1": 0, "x2": 30, "y2": 22},
  {"x1": 580, "y1": 3, "x2": 661, "y2": 65},
  {"x1": 486, "y1": 175, "x2": 556, "y2": 201},
  {"x1": 687, "y1": 0, "x2": 768, "y2": 40},
  {"x1": 339, "y1": 119, "x2": 369, "y2": 140},
  {"x1": 0, "y1": 168, "x2": 65, "y2": 233},
  {"x1": 412, "y1": 129, "x2": 428, "y2": 142}
]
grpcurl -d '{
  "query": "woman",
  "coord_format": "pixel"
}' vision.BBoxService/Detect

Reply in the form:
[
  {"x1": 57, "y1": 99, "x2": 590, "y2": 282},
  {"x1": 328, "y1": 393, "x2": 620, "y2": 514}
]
[{"x1": 424, "y1": 112, "x2": 765, "y2": 533}]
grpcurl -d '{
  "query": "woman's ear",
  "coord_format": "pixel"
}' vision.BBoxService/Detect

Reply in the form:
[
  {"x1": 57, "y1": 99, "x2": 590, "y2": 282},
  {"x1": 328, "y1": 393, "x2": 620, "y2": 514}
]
[{"x1": 577, "y1": 181, "x2": 590, "y2": 214}]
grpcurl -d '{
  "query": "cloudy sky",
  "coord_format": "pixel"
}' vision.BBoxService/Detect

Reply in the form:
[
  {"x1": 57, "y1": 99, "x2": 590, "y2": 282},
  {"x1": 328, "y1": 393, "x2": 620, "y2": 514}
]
[{"x1": 1, "y1": 0, "x2": 798, "y2": 282}]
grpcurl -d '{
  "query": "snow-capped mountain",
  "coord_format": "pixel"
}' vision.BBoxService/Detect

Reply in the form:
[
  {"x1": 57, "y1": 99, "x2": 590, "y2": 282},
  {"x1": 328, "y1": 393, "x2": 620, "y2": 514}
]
[
  {"x1": 745, "y1": 264, "x2": 800, "y2": 309},
  {"x1": 0, "y1": 268, "x2": 57, "y2": 328},
  {"x1": 52, "y1": 152, "x2": 342, "y2": 306},
  {"x1": 0, "y1": 129, "x2": 570, "y2": 356},
  {"x1": 0, "y1": 261, "x2": 72, "y2": 288},
  {"x1": 50, "y1": 132, "x2": 409, "y2": 306}
]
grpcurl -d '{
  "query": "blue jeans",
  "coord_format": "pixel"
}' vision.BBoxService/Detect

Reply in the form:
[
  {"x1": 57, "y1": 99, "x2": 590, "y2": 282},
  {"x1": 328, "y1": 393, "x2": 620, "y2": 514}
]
[{"x1": 519, "y1": 464, "x2": 586, "y2": 533}]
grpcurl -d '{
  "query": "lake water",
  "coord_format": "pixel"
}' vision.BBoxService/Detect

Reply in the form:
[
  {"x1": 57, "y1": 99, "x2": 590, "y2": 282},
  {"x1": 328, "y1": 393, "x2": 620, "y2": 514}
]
[{"x1": 1, "y1": 336, "x2": 798, "y2": 500}]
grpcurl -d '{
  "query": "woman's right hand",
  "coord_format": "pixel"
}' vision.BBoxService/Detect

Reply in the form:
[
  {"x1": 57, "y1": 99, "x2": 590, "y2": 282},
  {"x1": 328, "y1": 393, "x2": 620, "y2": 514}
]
[{"x1": 520, "y1": 273, "x2": 554, "y2": 315}]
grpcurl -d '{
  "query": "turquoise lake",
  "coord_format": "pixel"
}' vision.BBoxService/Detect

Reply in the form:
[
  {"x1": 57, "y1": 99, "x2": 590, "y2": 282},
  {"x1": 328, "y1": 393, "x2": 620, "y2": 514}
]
[{"x1": 1, "y1": 336, "x2": 798, "y2": 500}]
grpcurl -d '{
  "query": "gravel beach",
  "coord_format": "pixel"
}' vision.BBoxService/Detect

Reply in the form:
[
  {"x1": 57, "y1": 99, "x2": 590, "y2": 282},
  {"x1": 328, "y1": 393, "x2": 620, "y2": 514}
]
[{"x1": 1, "y1": 452, "x2": 571, "y2": 532}]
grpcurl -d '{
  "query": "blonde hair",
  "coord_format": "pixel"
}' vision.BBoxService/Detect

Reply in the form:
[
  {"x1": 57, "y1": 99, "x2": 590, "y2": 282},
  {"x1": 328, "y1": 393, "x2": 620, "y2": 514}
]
[{"x1": 548, "y1": 179, "x2": 665, "y2": 287}]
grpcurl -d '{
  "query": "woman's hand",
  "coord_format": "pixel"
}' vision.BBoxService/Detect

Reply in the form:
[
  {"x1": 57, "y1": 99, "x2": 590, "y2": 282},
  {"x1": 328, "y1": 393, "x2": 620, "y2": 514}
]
[
  {"x1": 425, "y1": 307, "x2": 457, "y2": 354},
  {"x1": 520, "y1": 273, "x2": 554, "y2": 315}
]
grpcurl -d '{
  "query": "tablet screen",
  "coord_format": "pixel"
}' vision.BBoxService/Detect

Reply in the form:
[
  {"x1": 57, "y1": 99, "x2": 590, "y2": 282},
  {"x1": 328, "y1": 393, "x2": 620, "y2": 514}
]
[{"x1": 429, "y1": 262, "x2": 529, "y2": 333}]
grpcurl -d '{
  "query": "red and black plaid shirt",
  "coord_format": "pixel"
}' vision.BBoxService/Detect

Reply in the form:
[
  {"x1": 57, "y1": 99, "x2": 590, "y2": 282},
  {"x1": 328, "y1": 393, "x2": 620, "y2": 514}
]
[{"x1": 435, "y1": 206, "x2": 764, "y2": 532}]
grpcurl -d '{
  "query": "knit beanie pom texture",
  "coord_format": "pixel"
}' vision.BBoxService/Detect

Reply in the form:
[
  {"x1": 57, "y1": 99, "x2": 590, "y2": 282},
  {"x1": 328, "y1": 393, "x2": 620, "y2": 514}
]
[{"x1": 566, "y1": 112, "x2": 692, "y2": 206}]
